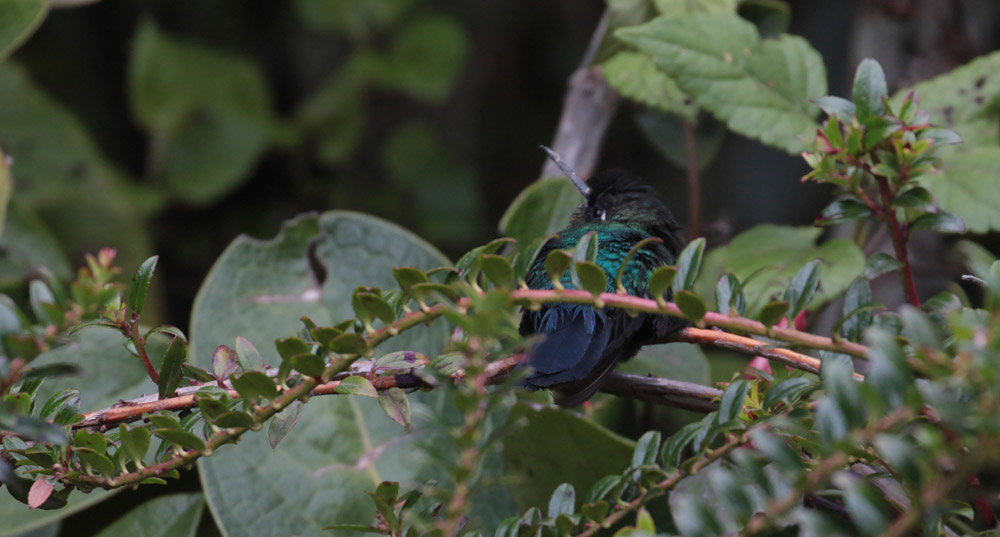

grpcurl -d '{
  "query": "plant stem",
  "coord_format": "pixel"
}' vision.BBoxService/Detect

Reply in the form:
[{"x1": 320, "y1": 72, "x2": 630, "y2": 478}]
[
  {"x1": 129, "y1": 320, "x2": 159, "y2": 385},
  {"x1": 874, "y1": 176, "x2": 920, "y2": 306},
  {"x1": 682, "y1": 120, "x2": 702, "y2": 238}
]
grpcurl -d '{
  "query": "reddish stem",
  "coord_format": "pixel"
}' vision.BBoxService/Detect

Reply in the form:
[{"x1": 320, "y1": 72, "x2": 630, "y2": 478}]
[
  {"x1": 874, "y1": 176, "x2": 920, "y2": 307},
  {"x1": 129, "y1": 319, "x2": 160, "y2": 385}
]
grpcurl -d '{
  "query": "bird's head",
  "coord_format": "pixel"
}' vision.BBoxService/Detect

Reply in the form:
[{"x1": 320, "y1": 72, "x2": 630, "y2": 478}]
[{"x1": 540, "y1": 146, "x2": 682, "y2": 245}]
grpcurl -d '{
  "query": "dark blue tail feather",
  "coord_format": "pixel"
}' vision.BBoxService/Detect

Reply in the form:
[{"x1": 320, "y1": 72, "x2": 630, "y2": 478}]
[{"x1": 522, "y1": 305, "x2": 610, "y2": 389}]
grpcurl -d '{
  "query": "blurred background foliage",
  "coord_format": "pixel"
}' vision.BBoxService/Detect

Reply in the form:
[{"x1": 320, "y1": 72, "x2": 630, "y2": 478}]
[
  {"x1": 2, "y1": 1, "x2": 1000, "y2": 536},
  {"x1": 1, "y1": 0, "x2": 998, "y2": 327}
]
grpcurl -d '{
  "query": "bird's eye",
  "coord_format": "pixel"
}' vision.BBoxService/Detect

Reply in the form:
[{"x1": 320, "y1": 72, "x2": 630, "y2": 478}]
[{"x1": 590, "y1": 206, "x2": 607, "y2": 221}]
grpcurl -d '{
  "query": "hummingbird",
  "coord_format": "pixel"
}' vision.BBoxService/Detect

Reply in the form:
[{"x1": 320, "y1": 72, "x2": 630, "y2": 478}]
[{"x1": 519, "y1": 147, "x2": 687, "y2": 406}]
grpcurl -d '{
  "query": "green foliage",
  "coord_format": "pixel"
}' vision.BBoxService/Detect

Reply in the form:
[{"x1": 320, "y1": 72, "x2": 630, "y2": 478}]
[
  {"x1": 0, "y1": 0, "x2": 45, "y2": 61},
  {"x1": 617, "y1": 12, "x2": 826, "y2": 154},
  {"x1": 129, "y1": 22, "x2": 285, "y2": 205},
  {"x1": 3, "y1": 5, "x2": 1000, "y2": 537}
]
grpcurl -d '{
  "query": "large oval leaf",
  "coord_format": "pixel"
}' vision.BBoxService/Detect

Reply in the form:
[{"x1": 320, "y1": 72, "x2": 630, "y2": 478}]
[
  {"x1": 0, "y1": 0, "x2": 46, "y2": 61},
  {"x1": 191, "y1": 211, "x2": 457, "y2": 537}
]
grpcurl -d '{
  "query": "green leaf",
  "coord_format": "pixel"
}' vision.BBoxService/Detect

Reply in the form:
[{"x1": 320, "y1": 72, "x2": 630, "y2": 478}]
[
  {"x1": 910, "y1": 211, "x2": 966, "y2": 234},
  {"x1": 0, "y1": 0, "x2": 45, "y2": 62},
  {"x1": 617, "y1": 14, "x2": 826, "y2": 154},
  {"x1": 782, "y1": 259, "x2": 821, "y2": 319},
  {"x1": 514, "y1": 234, "x2": 556, "y2": 286},
  {"x1": 653, "y1": 0, "x2": 736, "y2": 15},
  {"x1": 762, "y1": 377, "x2": 816, "y2": 410},
  {"x1": 864, "y1": 253, "x2": 903, "y2": 280},
  {"x1": 480, "y1": 254, "x2": 514, "y2": 288},
  {"x1": 574, "y1": 261, "x2": 608, "y2": 296},
  {"x1": 356, "y1": 292, "x2": 396, "y2": 326},
  {"x1": 893, "y1": 186, "x2": 935, "y2": 211},
  {"x1": 91, "y1": 493, "x2": 204, "y2": 537},
  {"x1": 392, "y1": 267, "x2": 429, "y2": 290},
  {"x1": 500, "y1": 179, "x2": 582, "y2": 247},
  {"x1": 661, "y1": 419, "x2": 710, "y2": 468},
  {"x1": 234, "y1": 336, "x2": 263, "y2": 371},
  {"x1": 674, "y1": 290, "x2": 707, "y2": 323},
  {"x1": 153, "y1": 429, "x2": 205, "y2": 452},
  {"x1": 675, "y1": 238, "x2": 705, "y2": 291},
  {"x1": 267, "y1": 400, "x2": 303, "y2": 449},
  {"x1": 503, "y1": 402, "x2": 632, "y2": 511},
  {"x1": 758, "y1": 301, "x2": 789, "y2": 329},
  {"x1": 839, "y1": 277, "x2": 874, "y2": 343},
  {"x1": 891, "y1": 50, "x2": 1000, "y2": 140},
  {"x1": 157, "y1": 336, "x2": 187, "y2": 398},
  {"x1": 918, "y1": 127, "x2": 962, "y2": 146},
  {"x1": 815, "y1": 198, "x2": 871, "y2": 226},
  {"x1": 631, "y1": 431, "x2": 661, "y2": 467},
  {"x1": 366, "y1": 14, "x2": 468, "y2": 104},
  {"x1": 548, "y1": 483, "x2": 576, "y2": 518},
  {"x1": 835, "y1": 475, "x2": 889, "y2": 536},
  {"x1": 127, "y1": 255, "x2": 159, "y2": 316},
  {"x1": 717, "y1": 380, "x2": 748, "y2": 423},
  {"x1": 862, "y1": 116, "x2": 902, "y2": 151},
  {"x1": 920, "y1": 148, "x2": 1000, "y2": 233},
  {"x1": 191, "y1": 212, "x2": 455, "y2": 536},
  {"x1": 814, "y1": 95, "x2": 855, "y2": 118},
  {"x1": 695, "y1": 224, "x2": 864, "y2": 314},
  {"x1": 230, "y1": 370, "x2": 278, "y2": 402},
  {"x1": 290, "y1": 353, "x2": 326, "y2": 378},
  {"x1": 275, "y1": 337, "x2": 311, "y2": 362},
  {"x1": 330, "y1": 333, "x2": 368, "y2": 355},
  {"x1": 0, "y1": 65, "x2": 152, "y2": 280},
  {"x1": 865, "y1": 329, "x2": 911, "y2": 410},
  {"x1": 374, "y1": 481, "x2": 399, "y2": 503},
  {"x1": 212, "y1": 411, "x2": 255, "y2": 429},
  {"x1": 334, "y1": 376, "x2": 378, "y2": 398},
  {"x1": 129, "y1": 21, "x2": 281, "y2": 205},
  {"x1": 120, "y1": 424, "x2": 151, "y2": 467},
  {"x1": 378, "y1": 387, "x2": 411, "y2": 427},
  {"x1": 750, "y1": 429, "x2": 803, "y2": 471},
  {"x1": 76, "y1": 451, "x2": 115, "y2": 477},
  {"x1": 602, "y1": 51, "x2": 696, "y2": 121},
  {"x1": 648, "y1": 266, "x2": 678, "y2": 302},
  {"x1": 852, "y1": 58, "x2": 887, "y2": 121},
  {"x1": 715, "y1": 274, "x2": 746, "y2": 316},
  {"x1": 545, "y1": 250, "x2": 573, "y2": 288}
]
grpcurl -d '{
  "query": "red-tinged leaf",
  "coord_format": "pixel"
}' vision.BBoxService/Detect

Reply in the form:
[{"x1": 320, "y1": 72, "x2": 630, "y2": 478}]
[
  {"x1": 28, "y1": 478, "x2": 54, "y2": 509},
  {"x1": 379, "y1": 387, "x2": 411, "y2": 427},
  {"x1": 212, "y1": 345, "x2": 239, "y2": 380}
]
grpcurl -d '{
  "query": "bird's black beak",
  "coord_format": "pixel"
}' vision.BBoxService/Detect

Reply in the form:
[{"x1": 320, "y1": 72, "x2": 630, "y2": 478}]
[{"x1": 540, "y1": 145, "x2": 591, "y2": 198}]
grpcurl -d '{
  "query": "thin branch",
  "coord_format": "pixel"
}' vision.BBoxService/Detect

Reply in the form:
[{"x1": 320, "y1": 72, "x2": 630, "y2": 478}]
[
  {"x1": 674, "y1": 327, "x2": 825, "y2": 375},
  {"x1": 128, "y1": 318, "x2": 159, "y2": 385},
  {"x1": 601, "y1": 372, "x2": 720, "y2": 412},
  {"x1": 682, "y1": 120, "x2": 702, "y2": 238},
  {"x1": 539, "y1": 10, "x2": 617, "y2": 182},
  {"x1": 513, "y1": 289, "x2": 870, "y2": 359},
  {"x1": 73, "y1": 290, "x2": 868, "y2": 432}
]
